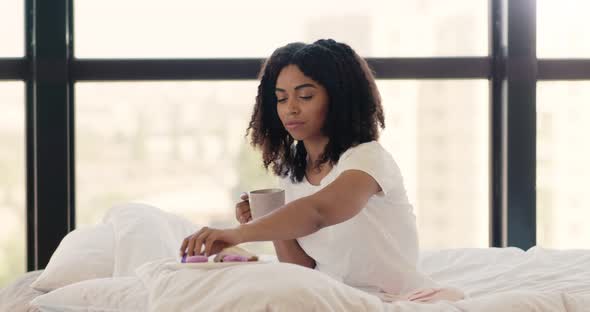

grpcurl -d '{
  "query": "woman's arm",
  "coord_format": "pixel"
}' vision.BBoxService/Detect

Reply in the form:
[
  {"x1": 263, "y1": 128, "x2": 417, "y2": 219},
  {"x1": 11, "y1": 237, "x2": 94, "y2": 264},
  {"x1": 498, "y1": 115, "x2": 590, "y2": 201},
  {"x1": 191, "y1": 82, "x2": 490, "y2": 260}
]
[
  {"x1": 273, "y1": 239, "x2": 316, "y2": 269},
  {"x1": 239, "y1": 169, "x2": 381, "y2": 243},
  {"x1": 182, "y1": 169, "x2": 381, "y2": 257}
]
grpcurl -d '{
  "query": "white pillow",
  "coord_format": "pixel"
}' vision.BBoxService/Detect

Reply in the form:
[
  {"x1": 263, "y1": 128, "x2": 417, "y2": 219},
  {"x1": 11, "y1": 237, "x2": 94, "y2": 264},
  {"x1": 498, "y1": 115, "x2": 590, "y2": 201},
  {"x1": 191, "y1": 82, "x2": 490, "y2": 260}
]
[
  {"x1": 30, "y1": 277, "x2": 147, "y2": 312},
  {"x1": 103, "y1": 202, "x2": 198, "y2": 277},
  {"x1": 31, "y1": 223, "x2": 114, "y2": 292}
]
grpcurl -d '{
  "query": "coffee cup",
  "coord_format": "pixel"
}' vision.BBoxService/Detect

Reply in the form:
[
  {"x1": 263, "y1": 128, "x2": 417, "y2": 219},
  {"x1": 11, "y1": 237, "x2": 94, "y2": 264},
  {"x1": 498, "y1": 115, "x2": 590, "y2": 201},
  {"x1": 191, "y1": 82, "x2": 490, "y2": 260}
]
[{"x1": 248, "y1": 188, "x2": 285, "y2": 220}]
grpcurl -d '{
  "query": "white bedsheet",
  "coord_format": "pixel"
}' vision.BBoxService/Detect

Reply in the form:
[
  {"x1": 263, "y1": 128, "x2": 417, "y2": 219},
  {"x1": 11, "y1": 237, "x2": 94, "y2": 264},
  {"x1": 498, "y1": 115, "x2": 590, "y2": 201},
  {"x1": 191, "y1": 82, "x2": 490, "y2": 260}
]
[
  {"x1": 133, "y1": 254, "x2": 590, "y2": 311},
  {"x1": 29, "y1": 204, "x2": 590, "y2": 311},
  {"x1": 419, "y1": 247, "x2": 590, "y2": 297}
]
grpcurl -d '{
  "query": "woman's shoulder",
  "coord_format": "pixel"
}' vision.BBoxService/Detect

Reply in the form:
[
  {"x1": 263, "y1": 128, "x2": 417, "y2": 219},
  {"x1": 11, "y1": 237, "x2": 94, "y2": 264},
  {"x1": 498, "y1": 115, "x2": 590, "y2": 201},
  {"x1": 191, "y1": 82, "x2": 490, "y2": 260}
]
[
  {"x1": 336, "y1": 140, "x2": 400, "y2": 177},
  {"x1": 334, "y1": 140, "x2": 403, "y2": 196},
  {"x1": 339, "y1": 140, "x2": 389, "y2": 161}
]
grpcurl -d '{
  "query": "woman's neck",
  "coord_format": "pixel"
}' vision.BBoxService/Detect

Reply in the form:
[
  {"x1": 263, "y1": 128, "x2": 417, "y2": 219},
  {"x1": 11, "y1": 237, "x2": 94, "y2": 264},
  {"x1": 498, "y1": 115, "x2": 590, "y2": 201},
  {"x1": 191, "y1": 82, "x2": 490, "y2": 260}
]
[{"x1": 303, "y1": 136, "x2": 329, "y2": 166}]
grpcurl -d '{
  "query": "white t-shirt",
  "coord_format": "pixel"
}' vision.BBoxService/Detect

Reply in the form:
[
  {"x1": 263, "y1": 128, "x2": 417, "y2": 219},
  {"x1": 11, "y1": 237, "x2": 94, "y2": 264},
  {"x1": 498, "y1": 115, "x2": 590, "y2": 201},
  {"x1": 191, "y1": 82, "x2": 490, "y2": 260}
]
[{"x1": 278, "y1": 141, "x2": 436, "y2": 295}]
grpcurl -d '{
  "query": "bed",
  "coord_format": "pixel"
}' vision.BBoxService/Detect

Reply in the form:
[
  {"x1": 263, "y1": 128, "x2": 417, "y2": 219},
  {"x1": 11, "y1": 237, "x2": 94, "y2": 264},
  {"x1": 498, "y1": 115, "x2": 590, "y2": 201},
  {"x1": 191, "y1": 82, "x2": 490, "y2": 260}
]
[
  {"x1": 0, "y1": 270, "x2": 43, "y2": 312},
  {"x1": 2, "y1": 203, "x2": 589, "y2": 311}
]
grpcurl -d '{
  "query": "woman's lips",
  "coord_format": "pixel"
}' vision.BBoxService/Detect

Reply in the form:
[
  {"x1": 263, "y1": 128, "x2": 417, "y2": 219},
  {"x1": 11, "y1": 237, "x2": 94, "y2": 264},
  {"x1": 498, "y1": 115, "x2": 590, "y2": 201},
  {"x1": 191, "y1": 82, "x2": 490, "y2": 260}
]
[{"x1": 285, "y1": 122, "x2": 305, "y2": 130}]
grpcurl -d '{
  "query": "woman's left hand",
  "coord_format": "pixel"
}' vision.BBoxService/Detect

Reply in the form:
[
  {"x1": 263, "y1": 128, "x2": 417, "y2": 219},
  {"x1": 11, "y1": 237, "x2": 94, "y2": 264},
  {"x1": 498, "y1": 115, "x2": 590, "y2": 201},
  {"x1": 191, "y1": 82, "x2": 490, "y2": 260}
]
[{"x1": 179, "y1": 226, "x2": 245, "y2": 257}]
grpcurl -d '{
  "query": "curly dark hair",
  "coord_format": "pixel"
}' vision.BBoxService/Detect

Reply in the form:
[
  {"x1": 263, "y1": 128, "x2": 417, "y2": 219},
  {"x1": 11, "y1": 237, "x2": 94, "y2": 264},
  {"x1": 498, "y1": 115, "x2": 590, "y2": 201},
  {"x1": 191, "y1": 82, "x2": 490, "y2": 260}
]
[{"x1": 246, "y1": 39, "x2": 385, "y2": 183}]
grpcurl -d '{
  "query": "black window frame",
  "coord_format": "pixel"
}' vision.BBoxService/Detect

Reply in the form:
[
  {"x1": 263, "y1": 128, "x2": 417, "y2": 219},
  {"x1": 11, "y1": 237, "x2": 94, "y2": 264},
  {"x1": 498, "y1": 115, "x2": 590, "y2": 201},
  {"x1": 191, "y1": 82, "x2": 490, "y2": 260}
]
[{"x1": 1, "y1": 0, "x2": 590, "y2": 270}]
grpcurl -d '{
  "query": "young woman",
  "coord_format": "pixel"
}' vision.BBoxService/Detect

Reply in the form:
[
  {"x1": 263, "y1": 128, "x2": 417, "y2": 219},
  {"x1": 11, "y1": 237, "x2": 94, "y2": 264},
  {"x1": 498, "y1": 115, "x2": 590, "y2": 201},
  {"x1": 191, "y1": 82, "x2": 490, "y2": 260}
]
[{"x1": 180, "y1": 39, "x2": 463, "y2": 302}]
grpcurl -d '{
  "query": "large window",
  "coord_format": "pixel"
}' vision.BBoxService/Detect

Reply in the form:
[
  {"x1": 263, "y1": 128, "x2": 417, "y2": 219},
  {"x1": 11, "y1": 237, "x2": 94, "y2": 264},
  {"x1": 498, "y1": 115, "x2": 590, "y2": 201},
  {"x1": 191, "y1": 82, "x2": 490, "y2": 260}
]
[
  {"x1": 76, "y1": 80, "x2": 489, "y2": 250},
  {"x1": 0, "y1": 0, "x2": 25, "y2": 288},
  {"x1": 378, "y1": 80, "x2": 489, "y2": 248},
  {"x1": 0, "y1": 1, "x2": 24, "y2": 56},
  {"x1": 17, "y1": 0, "x2": 590, "y2": 271},
  {"x1": 0, "y1": 82, "x2": 25, "y2": 287},
  {"x1": 537, "y1": 0, "x2": 590, "y2": 58},
  {"x1": 75, "y1": 82, "x2": 277, "y2": 253},
  {"x1": 537, "y1": 82, "x2": 590, "y2": 248},
  {"x1": 72, "y1": 0, "x2": 490, "y2": 252},
  {"x1": 74, "y1": 0, "x2": 487, "y2": 58}
]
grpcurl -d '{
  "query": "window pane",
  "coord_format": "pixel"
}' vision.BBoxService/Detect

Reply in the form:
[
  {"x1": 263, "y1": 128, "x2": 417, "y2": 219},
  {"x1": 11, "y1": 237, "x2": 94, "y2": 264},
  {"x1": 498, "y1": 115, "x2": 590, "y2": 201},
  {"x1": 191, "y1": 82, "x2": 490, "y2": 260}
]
[
  {"x1": 77, "y1": 80, "x2": 489, "y2": 251},
  {"x1": 538, "y1": 0, "x2": 590, "y2": 58},
  {"x1": 537, "y1": 82, "x2": 590, "y2": 248},
  {"x1": 75, "y1": 81, "x2": 278, "y2": 254},
  {"x1": 75, "y1": 0, "x2": 487, "y2": 58},
  {"x1": 0, "y1": 82, "x2": 25, "y2": 287},
  {"x1": 0, "y1": 1, "x2": 24, "y2": 56},
  {"x1": 377, "y1": 80, "x2": 489, "y2": 249}
]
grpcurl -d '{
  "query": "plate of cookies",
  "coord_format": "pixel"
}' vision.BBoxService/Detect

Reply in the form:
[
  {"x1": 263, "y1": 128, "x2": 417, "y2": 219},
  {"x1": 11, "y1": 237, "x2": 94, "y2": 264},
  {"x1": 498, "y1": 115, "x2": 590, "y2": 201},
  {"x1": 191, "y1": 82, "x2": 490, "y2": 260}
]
[{"x1": 166, "y1": 246, "x2": 270, "y2": 270}]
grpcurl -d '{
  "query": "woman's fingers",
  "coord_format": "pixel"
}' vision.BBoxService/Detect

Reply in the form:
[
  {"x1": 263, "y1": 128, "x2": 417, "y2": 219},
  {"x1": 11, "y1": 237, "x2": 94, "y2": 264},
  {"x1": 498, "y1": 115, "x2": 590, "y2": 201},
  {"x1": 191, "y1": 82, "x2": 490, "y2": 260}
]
[
  {"x1": 179, "y1": 237, "x2": 189, "y2": 256},
  {"x1": 203, "y1": 232, "x2": 219, "y2": 256},
  {"x1": 236, "y1": 200, "x2": 251, "y2": 223},
  {"x1": 239, "y1": 211, "x2": 251, "y2": 224},
  {"x1": 240, "y1": 192, "x2": 249, "y2": 201},
  {"x1": 187, "y1": 234, "x2": 198, "y2": 256},
  {"x1": 180, "y1": 227, "x2": 206, "y2": 256},
  {"x1": 235, "y1": 200, "x2": 250, "y2": 223},
  {"x1": 193, "y1": 228, "x2": 212, "y2": 255},
  {"x1": 180, "y1": 227, "x2": 238, "y2": 257},
  {"x1": 236, "y1": 202, "x2": 250, "y2": 213}
]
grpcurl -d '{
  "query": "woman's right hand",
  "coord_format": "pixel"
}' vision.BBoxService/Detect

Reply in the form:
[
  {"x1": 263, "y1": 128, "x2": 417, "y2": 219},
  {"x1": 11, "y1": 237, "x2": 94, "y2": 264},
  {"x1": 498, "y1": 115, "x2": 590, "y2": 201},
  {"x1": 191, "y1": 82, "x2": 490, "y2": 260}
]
[{"x1": 235, "y1": 192, "x2": 252, "y2": 224}]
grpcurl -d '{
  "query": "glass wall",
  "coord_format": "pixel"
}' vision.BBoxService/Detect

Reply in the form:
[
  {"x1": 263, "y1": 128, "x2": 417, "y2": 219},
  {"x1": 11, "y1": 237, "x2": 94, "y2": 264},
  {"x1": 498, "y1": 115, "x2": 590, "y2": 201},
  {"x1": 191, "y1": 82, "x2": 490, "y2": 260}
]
[
  {"x1": 76, "y1": 80, "x2": 489, "y2": 251},
  {"x1": 0, "y1": 82, "x2": 26, "y2": 287},
  {"x1": 75, "y1": 0, "x2": 487, "y2": 58},
  {"x1": 537, "y1": 82, "x2": 590, "y2": 248}
]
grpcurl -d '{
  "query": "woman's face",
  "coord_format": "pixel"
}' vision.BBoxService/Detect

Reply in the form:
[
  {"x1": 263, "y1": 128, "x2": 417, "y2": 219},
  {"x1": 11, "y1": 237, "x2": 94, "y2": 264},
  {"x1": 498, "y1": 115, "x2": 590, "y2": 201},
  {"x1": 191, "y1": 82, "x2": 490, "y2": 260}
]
[{"x1": 275, "y1": 65, "x2": 329, "y2": 142}]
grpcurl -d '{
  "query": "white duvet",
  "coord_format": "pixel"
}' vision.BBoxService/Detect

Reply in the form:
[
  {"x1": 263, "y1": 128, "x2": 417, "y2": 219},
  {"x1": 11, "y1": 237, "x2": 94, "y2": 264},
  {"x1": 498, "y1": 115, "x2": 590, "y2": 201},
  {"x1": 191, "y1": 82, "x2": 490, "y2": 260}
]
[
  {"x1": 31, "y1": 205, "x2": 590, "y2": 311},
  {"x1": 133, "y1": 254, "x2": 590, "y2": 312}
]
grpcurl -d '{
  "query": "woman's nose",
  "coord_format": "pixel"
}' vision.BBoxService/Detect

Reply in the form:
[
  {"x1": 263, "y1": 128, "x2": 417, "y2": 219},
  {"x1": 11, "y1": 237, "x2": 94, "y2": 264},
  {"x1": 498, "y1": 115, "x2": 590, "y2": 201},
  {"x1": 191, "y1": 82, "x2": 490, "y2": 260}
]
[{"x1": 286, "y1": 98, "x2": 299, "y2": 114}]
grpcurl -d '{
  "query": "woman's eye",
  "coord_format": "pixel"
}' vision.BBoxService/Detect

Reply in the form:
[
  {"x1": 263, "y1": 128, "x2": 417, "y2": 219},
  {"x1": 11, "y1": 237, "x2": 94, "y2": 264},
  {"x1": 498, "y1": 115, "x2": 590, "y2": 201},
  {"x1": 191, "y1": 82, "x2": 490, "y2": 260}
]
[
  {"x1": 300, "y1": 96, "x2": 313, "y2": 100},
  {"x1": 277, "y1": 98, "x2": 287, "y2": 103}
]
